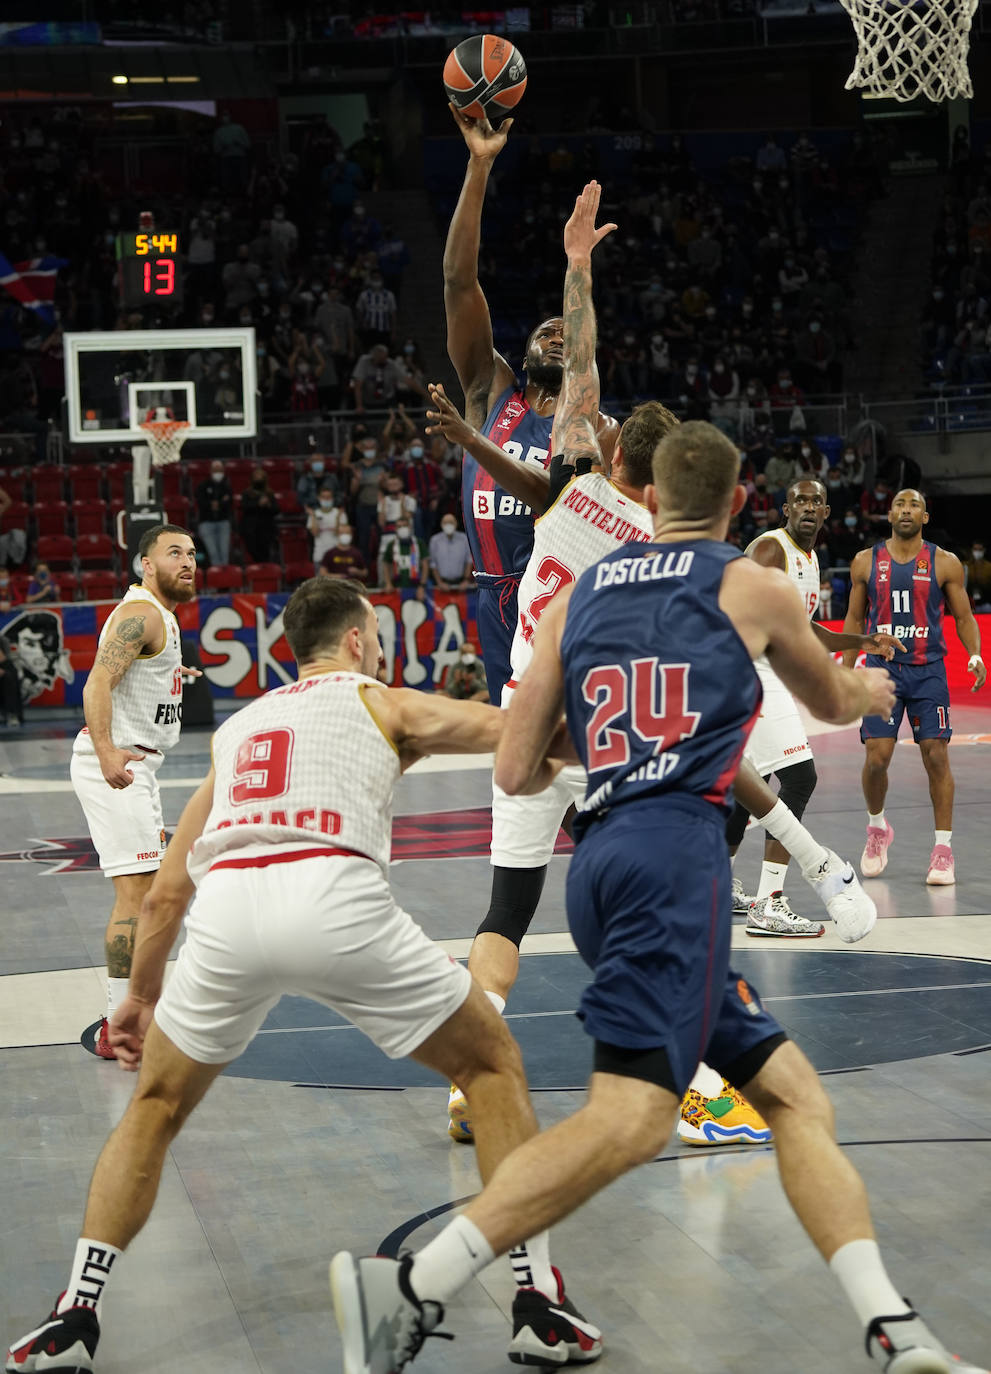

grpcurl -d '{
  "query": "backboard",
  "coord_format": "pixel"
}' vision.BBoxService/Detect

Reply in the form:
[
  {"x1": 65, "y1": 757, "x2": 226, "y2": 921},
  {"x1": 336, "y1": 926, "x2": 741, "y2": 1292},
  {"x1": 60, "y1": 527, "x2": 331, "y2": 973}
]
[{"x1": 64, "y1": 327, "x2": 257, "y2": 444}]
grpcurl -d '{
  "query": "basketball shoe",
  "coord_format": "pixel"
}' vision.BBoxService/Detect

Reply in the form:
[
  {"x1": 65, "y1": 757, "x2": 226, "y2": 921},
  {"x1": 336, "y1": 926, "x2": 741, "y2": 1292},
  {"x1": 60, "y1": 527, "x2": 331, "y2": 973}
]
[
  {"x1": 5, "y1": 1300, "x2": 100, "y2": 1373},
  {"x1": 802, "y1": 849, "x2": 877, "y2": 942},
  {"x1": 330, "y1": 1251, "x2": 452, "y2": 1374},
  {"x1": 926, "y1": 845, "x2": 955, "y2": 886},
  {"x1": 866, "y1": 1306, "x2": 989, "y2": 1373},
  {"x1": 94, "y1": 1018, "x2": 117, "y2": 1061},
  {"x1": 509, "y1": 1267, "x2": 603, "y2": 1365},
  {"x1": 731, "y1": 877, "x2": 753, "y2": 915},
  {"x1": 447, "y1": 1083, "x2": 473, "y2": 1143},
  {"x1": 677, "y1": 1081, "x2": 772, "y2": 1146},
  {"x1": 861, "y1": 819, "x2": 895, "y2": 878},
  {"x1": 745, "y1": 892, "x2": 825, "y2": 938}
]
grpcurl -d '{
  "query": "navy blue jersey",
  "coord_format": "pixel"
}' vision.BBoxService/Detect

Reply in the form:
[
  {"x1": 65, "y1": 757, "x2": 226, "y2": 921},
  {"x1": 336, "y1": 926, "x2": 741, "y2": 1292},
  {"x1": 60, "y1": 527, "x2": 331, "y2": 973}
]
[
  {"x1": 561, "y1": 540, "x2": 762, "y2": 820},
  {"x1": 463, "y1": 386, "x2": 552, "y2": 579},
  {"x1": 864, "y1": 540, "x2": 946, "y2": 667}
]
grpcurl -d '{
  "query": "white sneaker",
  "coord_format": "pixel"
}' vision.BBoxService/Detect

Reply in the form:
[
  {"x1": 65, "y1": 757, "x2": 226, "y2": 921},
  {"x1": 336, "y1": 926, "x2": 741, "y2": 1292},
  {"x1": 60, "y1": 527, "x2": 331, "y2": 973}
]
[
  {"x1": 803, "y1": 849, "x2": 877, "y2": 943},
  {"x1": 745, "y1": 892, "x2": 825, "y2": 938},
  {"x1": 731, "y1": 876, "x2": 753, "y2": 915},
  {"x1": 866, "y1": 1306, "x2": 989, "y2": 1373},
  {"x1": 330, "y1": 1251, "x2": 452, "y2": 1374}
]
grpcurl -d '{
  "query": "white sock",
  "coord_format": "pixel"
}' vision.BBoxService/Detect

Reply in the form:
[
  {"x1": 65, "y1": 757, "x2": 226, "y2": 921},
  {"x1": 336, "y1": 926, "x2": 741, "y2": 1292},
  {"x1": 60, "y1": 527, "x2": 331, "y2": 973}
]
[
  {"x1": 687, "y1": 1061, "x2": 724, "y2": 1097},
  {"x1": 410, "y1": 1215, "x2": 495, "y2": 1305},
  {"x1": 828, "y1": 1239, "x2": 911, "y2": 1327},
  {"x1": 57, "y1": 1239, "x2": 121, "y2": 1318},
  {"x1": 934, "y1": 830, "x2": 952, "y2": 847},
  {"x1": 106, "y1": 978, "x2": 129, "y2": 1019},
  {"x1": 509, "y1": 1231, "x2": 557, "y2": 1299},
  {"x1": 756, "y1": 860, "x2": 789, "y2": 900},
  {"x1": 485, "y1": 990, "x2": 507, "y2": 1015},
  {"x1": 868, "y1": 811, "x2": 885, "y2": 829},
  {"x1": 759, "y1": 800, "x2": 829, "y2": 876}
]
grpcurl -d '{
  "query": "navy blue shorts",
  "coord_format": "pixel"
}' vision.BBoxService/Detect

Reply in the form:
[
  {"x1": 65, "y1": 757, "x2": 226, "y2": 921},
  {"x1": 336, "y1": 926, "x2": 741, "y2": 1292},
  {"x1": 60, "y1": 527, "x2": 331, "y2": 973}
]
[
  {"x1": 475, "y1": 577, "x2": 521, "y2": 704},
  {"x1": 566, "y1": 795, "x2": 785, "y2": 1098},
  {"x1": 860, "y1": 658, "x2": 951, "y2": 743}
]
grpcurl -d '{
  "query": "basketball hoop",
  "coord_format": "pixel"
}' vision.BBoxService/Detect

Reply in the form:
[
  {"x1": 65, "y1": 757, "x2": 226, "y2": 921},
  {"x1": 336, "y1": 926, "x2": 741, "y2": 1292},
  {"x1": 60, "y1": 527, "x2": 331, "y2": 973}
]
[
  {"x1": 139, "y1": 417, "x2": 190, "y2": 468},
  {"x1": 839, "y1": 0, "x2": 978, "y2": 102}
]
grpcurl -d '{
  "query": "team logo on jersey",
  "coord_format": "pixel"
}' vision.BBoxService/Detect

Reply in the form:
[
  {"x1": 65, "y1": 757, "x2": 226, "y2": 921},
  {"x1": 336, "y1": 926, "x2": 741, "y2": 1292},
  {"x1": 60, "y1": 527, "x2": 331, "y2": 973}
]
[
  {"x1": 878, "y1": 568, "x2": 888, "y2": 583},
  {"x1": 493, "y1": 398, "x2": 526, "y2": 435}
]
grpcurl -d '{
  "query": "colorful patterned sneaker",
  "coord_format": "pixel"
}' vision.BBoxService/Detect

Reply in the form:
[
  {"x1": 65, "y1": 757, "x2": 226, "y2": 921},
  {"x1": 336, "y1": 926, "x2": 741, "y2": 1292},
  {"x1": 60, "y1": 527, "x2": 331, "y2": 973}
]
[
  {"x1": 676, "y1": 1081, "x2": 772, "y2": 1146},
  {"x1": 926, "y1": 845, "x2": 955, "y2": 886},
  {"x1": 745, "y1": 892, "x2": 825, "y2": 938},
  {"x1": 330, "y1": 1251, "x2": 452, "y2": 1374},
  {"x1": 731, "y1": 877, "x2": 753, "y2": 915},
  {"x1": 5, "y1": 1300, "x2": 100, "y2": 1373},
  {"x1": 447, "y1": 1083, "x2": 473, "y2": 1143},
  {"x1": 508, "y1": 1266, "x2": 603, "y2": 1365},
  {"x1": 865, "y1": 1306, "x2": 988, "y2": 1373},
  {"x1": 861, "y1": 820, "x2": 895, "y2": 878},
  {"x1": 803, "y1": 848, "x2": 877, "y2": 942}
]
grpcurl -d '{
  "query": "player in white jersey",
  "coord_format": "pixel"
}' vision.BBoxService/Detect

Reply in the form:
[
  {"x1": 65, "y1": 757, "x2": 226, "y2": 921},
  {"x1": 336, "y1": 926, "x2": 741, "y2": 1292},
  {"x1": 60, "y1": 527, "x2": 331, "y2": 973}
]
[
  {"x1": 70, "y1": 523, "x2": 199, "y2": 1058},
  {"x1": 6, "y1": 577, "x2": 604, "y2": 1374},
  {"x1": 732, "y1": 480, "x2": 904, "y2": 936}
]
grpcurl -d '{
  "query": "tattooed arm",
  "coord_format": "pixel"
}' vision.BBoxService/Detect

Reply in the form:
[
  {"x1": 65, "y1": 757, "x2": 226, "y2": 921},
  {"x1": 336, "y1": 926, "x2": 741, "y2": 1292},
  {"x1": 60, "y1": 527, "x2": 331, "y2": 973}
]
[
  {"x1": 83, "y1": 603, "x2": 164, "y2": 789},
  {"x1": 551, "y1": 181, "x2": 617, "y2": 479}
]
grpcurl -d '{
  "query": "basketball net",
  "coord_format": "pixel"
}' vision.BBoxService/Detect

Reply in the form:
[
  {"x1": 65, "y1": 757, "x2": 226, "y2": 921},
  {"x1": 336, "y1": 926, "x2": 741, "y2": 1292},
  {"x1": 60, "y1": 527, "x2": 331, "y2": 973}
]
[
  {"x1": 839, "y1": 0, "x2": 978, "y2": 102},
  {"x1": 139, "y1": 417, "x2": 190, "y2": 469}
]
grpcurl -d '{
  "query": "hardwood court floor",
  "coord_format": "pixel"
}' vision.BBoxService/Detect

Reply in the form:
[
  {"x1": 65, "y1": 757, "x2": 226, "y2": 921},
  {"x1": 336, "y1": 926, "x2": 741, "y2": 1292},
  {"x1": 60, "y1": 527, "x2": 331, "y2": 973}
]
[{"x1": 1, "y1": 700, "x2": 990, "y2": 1374}]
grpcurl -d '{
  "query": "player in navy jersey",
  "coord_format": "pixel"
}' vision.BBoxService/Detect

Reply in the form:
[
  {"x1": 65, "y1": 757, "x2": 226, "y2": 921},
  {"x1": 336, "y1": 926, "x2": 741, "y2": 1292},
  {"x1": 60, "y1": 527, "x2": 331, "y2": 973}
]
[
  {"x1": 335, "y1": 426, "x2": 989, "y2": 1374},
  {"x1": 844, "y1": 488, "x2": 985, "y2": 885},
  {"x1": 443, "y1": 103, "x2": 618, "y2": 703}
]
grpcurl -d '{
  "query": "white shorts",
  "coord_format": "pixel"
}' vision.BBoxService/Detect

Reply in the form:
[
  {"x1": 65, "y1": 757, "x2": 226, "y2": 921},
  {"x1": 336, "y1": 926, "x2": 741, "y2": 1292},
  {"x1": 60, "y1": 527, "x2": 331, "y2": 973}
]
[
  {"x1": 154, "y1": 851, "x2": 472, "y2": 1065},
  {"x1": 745, "y1": 671, "x2": 813, "y2": 775},
  {"x1": 69, "y1": 747, "x2": 166, "y2": 879},
  {"x1": 490, "y1": 765, "x2": 587, "y2": 868}
]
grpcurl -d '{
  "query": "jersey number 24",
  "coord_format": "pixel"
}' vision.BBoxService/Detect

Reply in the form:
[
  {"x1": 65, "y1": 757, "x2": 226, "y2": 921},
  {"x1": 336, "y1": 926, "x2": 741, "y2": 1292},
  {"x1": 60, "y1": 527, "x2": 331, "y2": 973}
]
[{"x1": 581, "y1": 659, "x2": 701, "y2": 772}]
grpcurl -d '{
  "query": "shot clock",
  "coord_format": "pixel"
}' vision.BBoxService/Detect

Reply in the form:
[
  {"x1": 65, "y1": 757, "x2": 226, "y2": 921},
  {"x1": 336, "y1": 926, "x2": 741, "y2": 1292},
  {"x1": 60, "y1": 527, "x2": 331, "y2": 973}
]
[{"x1": 117, "y1": 231, "x2": 183, "y2": 308}]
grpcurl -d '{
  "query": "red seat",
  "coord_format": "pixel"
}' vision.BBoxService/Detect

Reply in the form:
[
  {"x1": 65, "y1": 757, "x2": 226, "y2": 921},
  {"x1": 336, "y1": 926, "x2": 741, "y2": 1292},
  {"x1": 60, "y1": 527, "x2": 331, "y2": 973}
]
[
  {"x1": 67, "y1": 464, "x2": 104, "y2": 502},
  {"x1": 277, "y1": 489, "x2": 303, "y2": 518},
  {"x1": 1, "y1": 499, "x2": 30, "y2": 531},
  {"x1": 244, "y1": 562, "x2": 282, "y2": 593},
  {"x1": 8, "y1": 573, "x2": 30, "y2": 603},
  {"x1": 36, "y1": 534, "x2": 75, "y2": 569},
  {"x1": 34, "y1": 501, "x2": 71, "y2": 537},
  {"x1": 31, "y1": 469, "x2": 66, "y2": 503},
  {"x1": 264, "y1": 459, "x2": 296, "y2": 493},
  {"x1": 80, "y1": 569, "x2": 120, "y2": 601},
  {"x1": 284, "y1": 560, "x2": 316, "y2": 586},
  {"x1": 279, "y1": 528, "x2": 310, "y2": 562},
  {"x1": 53, "y1": 572, "x2": 79, "y2": 602},
  {"x1": 104, "y1": 462, "x2": 131, "y2": 506},
  {"x1": 227, "y1": 460, "x2": 258, "y2": 495},
  {"x1": 74, "y1": 500, "x2": 109, "y2": 536},
  {"x1": 75, "y1": 532, "x2": 115, "y2": 569},
  {"x1": 205, "y1": 565, "x2": 243, "y2": 593},
  {"x1": 159, "y1": 464, "x2": 186, "y2": 503}
]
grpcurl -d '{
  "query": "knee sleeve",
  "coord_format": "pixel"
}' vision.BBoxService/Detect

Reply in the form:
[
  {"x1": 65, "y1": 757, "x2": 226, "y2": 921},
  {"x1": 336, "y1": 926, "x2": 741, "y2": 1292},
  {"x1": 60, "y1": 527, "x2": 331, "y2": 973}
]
[
  {"x1": 475, "y1": 865, "x2": 548, "y2": 948},
  {"x1": 774, "y1": 758, "x2": 817, "y2": 822},
  {"x1": 725, "y1": 800, "x2": 752, "y2": 849}
]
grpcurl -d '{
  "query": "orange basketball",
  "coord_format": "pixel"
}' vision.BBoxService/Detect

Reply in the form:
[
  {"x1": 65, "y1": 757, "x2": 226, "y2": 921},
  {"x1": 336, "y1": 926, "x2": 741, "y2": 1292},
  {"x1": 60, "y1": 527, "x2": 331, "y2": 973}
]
[{"x1": 443, "y1": 34, "x2": 527, "y2": 122}]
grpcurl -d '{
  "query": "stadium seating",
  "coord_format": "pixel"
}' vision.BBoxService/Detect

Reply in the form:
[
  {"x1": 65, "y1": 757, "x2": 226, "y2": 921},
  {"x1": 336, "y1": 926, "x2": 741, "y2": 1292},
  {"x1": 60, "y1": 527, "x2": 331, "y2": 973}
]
[
  {"x1": 67, "y1": 465, "x2": 104, "y2": 502},
  {"x1": 31, "y1": 469, "x2": 65, "y2": 503},
  {"x1": 75, "y1": 533, "x2": 116, "y2": 569},
  {"x1": 74, "y1": 501, "x2": 109, "y2": 537},
  {"x1": 279, "y1": 528, "x2": 310, "y2": 563},
  {"x1": 205, "y1": 565, "x2": 243, "y2": 593},
  {"x1": 284, "y1": 560, "x2": 316, "y2": 587},
  {"x1": 244, "y1": 563, "x2": 282, "y2": 593},
  {"x1": 34, "y1": 501, "x2": 71, "y2": 538},
  {"x1": 35, "y1": 535, "x2": 75, "y2": 570},
  {"x1": 80, "y1": 570, "x2": 121, "y2": 601}
]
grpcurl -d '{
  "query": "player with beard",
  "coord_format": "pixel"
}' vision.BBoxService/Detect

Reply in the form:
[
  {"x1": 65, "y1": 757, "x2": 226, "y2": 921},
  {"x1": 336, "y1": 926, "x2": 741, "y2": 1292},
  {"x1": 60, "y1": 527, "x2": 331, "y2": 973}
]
[
  {"x1": 443, "y1": 104, "x2": 618, "y2": 707},
  {"x1": 729, "y1": 480, "x2": 904, "y2": 936},
  {"x1": 843, "y1": 488, "x2": 985, "y2": 885},
  {"x1": 70, "y1": 524, "x2": 200, "y2": 1059}
]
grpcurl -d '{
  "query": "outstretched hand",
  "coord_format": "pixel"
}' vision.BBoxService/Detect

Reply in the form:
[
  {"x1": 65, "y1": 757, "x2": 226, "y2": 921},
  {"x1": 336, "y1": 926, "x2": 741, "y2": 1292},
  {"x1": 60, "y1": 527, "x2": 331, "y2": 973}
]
[
  {"x1": 563, "y1": 181, "x2": 617, "y2": 261},
  {"x1": 426, "y1": 382, "x2": 474, "y2": 448},
  {"x1": 448, "y1": 102, "x2": 513, "y2": 160}
]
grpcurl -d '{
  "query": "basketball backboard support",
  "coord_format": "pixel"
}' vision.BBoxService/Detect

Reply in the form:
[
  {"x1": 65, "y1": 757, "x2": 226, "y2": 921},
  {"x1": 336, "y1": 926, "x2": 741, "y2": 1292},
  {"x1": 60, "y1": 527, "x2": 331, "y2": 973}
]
[{"x1": 64, "y1": 327, "x2": 257, "y2": 444}]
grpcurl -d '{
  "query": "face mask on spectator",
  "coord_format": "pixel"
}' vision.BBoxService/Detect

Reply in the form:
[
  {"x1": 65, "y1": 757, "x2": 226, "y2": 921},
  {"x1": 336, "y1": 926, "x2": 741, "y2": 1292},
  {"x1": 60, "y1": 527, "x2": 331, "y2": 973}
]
[
  {"x1": 319, "y1": 498, "x2": 334, "y2": 510},
  {"x1": 211, "y1": 468, "x2": 224, "y2": 482},
  {"x1": 442, "y1": 521, "x2": 456, "y2": 536},
  {"x1": 361, "y1": 446, "x2": 376, "y2": 461},
  {"x1": 461, "y1": 651, "x2": 476, "y2": 665},
  {"x1": 409, "y1": 444, "x2": 424, "y2": 459},
  {"x1": 973, "y1": 546, "x2": 986, "y2": 559},
  {"x1": 404, "y1": 343, "x2": 416, "y2": 354},
  {"x1": 845, "y1": 515, "x2": 858, "y2": 529},
  {"x1": 311, "y1": 460, "x2": 324, "y2": 474},
  {"x1": 801, "y1": 445, "x2": 811, "y2": 457},
  {"x1": 714, "y1": 362, "x2": 725, "y2": 374},
  {"x1": 810, "y1": 321, "x2": 821, "y2": 334},
  {"x1": 396, "y1": 524, "x2": 411, "y2": 540},
  {"x1": 338, "y1": 531, "x2": 352, "y2": 547}
]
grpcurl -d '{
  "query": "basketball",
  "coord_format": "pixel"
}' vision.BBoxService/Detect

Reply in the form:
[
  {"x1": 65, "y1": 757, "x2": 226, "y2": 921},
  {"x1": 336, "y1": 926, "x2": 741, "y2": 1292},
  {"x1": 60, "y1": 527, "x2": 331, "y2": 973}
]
[{"x1": 443, "y1": 34, "x2": 527, "y2": 123}]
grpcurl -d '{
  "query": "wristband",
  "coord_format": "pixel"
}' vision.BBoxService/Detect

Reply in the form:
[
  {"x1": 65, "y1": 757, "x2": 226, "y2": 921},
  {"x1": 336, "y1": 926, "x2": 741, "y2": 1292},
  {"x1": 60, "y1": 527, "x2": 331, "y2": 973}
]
[{"x1": 968, "y1": 654, "x2": 984, "y2": 671}]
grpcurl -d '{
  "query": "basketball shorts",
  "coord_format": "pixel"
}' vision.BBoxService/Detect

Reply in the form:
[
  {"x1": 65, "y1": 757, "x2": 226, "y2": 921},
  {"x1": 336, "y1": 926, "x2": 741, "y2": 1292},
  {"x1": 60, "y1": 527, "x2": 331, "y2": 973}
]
[
  {"x1": 860, "y1": 658, "x2": 951, "y2": 742},
  {"x1": 490, "y1": 767, "x2": 586, "y2": 868},
  {"x1": 70, "y1": 746, "x2": 166, "y2": 879},
  {"x1": 154, "y1": 850, "x2": 472, "y2": 1066},
  {"x1": 566, "y1": 795, "x2": 785, "y2": 1098},
  {"x1": 745, "y1": 667, "x2": 812, "y2": 774},
  {"x1": 475, "y1": 577, "x2": 521, "y2": 704}
]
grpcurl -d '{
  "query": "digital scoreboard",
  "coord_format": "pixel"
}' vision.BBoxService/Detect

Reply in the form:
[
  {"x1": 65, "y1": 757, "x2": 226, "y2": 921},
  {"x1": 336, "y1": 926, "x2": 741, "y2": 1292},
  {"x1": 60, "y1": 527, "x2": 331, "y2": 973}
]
[{"x1": 117, "y1": 231, "x2": 183, "y2": 308}]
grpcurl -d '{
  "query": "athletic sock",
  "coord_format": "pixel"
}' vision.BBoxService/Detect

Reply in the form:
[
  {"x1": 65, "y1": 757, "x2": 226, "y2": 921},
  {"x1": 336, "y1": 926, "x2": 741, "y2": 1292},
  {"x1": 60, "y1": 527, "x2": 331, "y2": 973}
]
[
  {"x1": 934, "y1": 830, "x2": 952, "y2": 847},
  {"x1": 485, "y1": 990, "x2": 506, "y2": 1015},
  {"x1": 828, "y1": 1239, "x2": 911, "y2": 1327},
  {"x1": 509, "y1": 1231, "x2": 557, "y2": 1299},
  {"x1": 756, "y1": 860, "x2": 789, "y2": 901},
  {"x1": 868, "y1": 810, "x2": 886, "y2": 829},
  {"x1": 57, "y1": 1239, "x2": 121, "y2": 1319},
  {"x1": 409, "y1": 1215, "x2": 495, "y2": 1306},
  {"x1": 759, "y1": 800, "x2": 829, "y2": 876},
  {"x1": 106, "y1": 978, "x2": 129, "y2": 1019},
  {"x1": 686, "y1": 1061, "x2": 724, "y2": 1097}
]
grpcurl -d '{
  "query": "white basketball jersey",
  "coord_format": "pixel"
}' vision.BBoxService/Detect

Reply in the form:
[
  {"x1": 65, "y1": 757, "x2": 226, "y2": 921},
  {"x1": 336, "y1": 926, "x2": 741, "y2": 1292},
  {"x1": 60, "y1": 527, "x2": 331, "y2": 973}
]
[
  {"x1": 509, "y1": 474, "x2": 653, "y2": 684},
  {"x1": 74, "y1": 585, "x2": 183, "y2": 755},
  {"x1": 755, "y1": 528, "x2": 820, "y2": 688},
  {"x1": 188, "y1": 672, "x2": 400, "y2": 883}
]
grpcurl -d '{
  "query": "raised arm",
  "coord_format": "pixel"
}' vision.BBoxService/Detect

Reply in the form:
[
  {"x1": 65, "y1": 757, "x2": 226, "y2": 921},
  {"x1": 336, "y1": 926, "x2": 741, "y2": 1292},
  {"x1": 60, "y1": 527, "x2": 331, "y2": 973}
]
[
  {"x1": 940, "y1": 548, "x2": 986, "y2": 690},
  {"x1": 443, "y1": 106, "x2": 516, "y2": 423},
  {"x1": 425, "y1": 381, "x2": 551, "y2": 512},
  {"x1": 83, "y1": 602, "x2": 165, "y2": 789}
]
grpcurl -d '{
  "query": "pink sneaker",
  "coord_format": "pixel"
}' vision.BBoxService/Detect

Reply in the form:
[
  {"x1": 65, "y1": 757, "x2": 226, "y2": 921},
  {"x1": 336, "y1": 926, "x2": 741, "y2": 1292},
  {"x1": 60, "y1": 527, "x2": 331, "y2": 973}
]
[
  {"x1": 861, "y1": 820, "x2": 894, "y2": 878},
  {"x1": 926, "y1": 844, "x2": 955, "y2": 885}
]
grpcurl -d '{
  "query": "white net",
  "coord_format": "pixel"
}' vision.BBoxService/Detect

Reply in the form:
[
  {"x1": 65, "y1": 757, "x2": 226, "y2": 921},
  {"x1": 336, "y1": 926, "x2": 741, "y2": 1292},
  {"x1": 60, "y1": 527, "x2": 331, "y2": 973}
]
[
  {"x1": 839, "y1": 0, "x2": 978, "y2": 102},
  {"x1": 139, "y1": 418, "x2": 190, "y2": 469}
]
